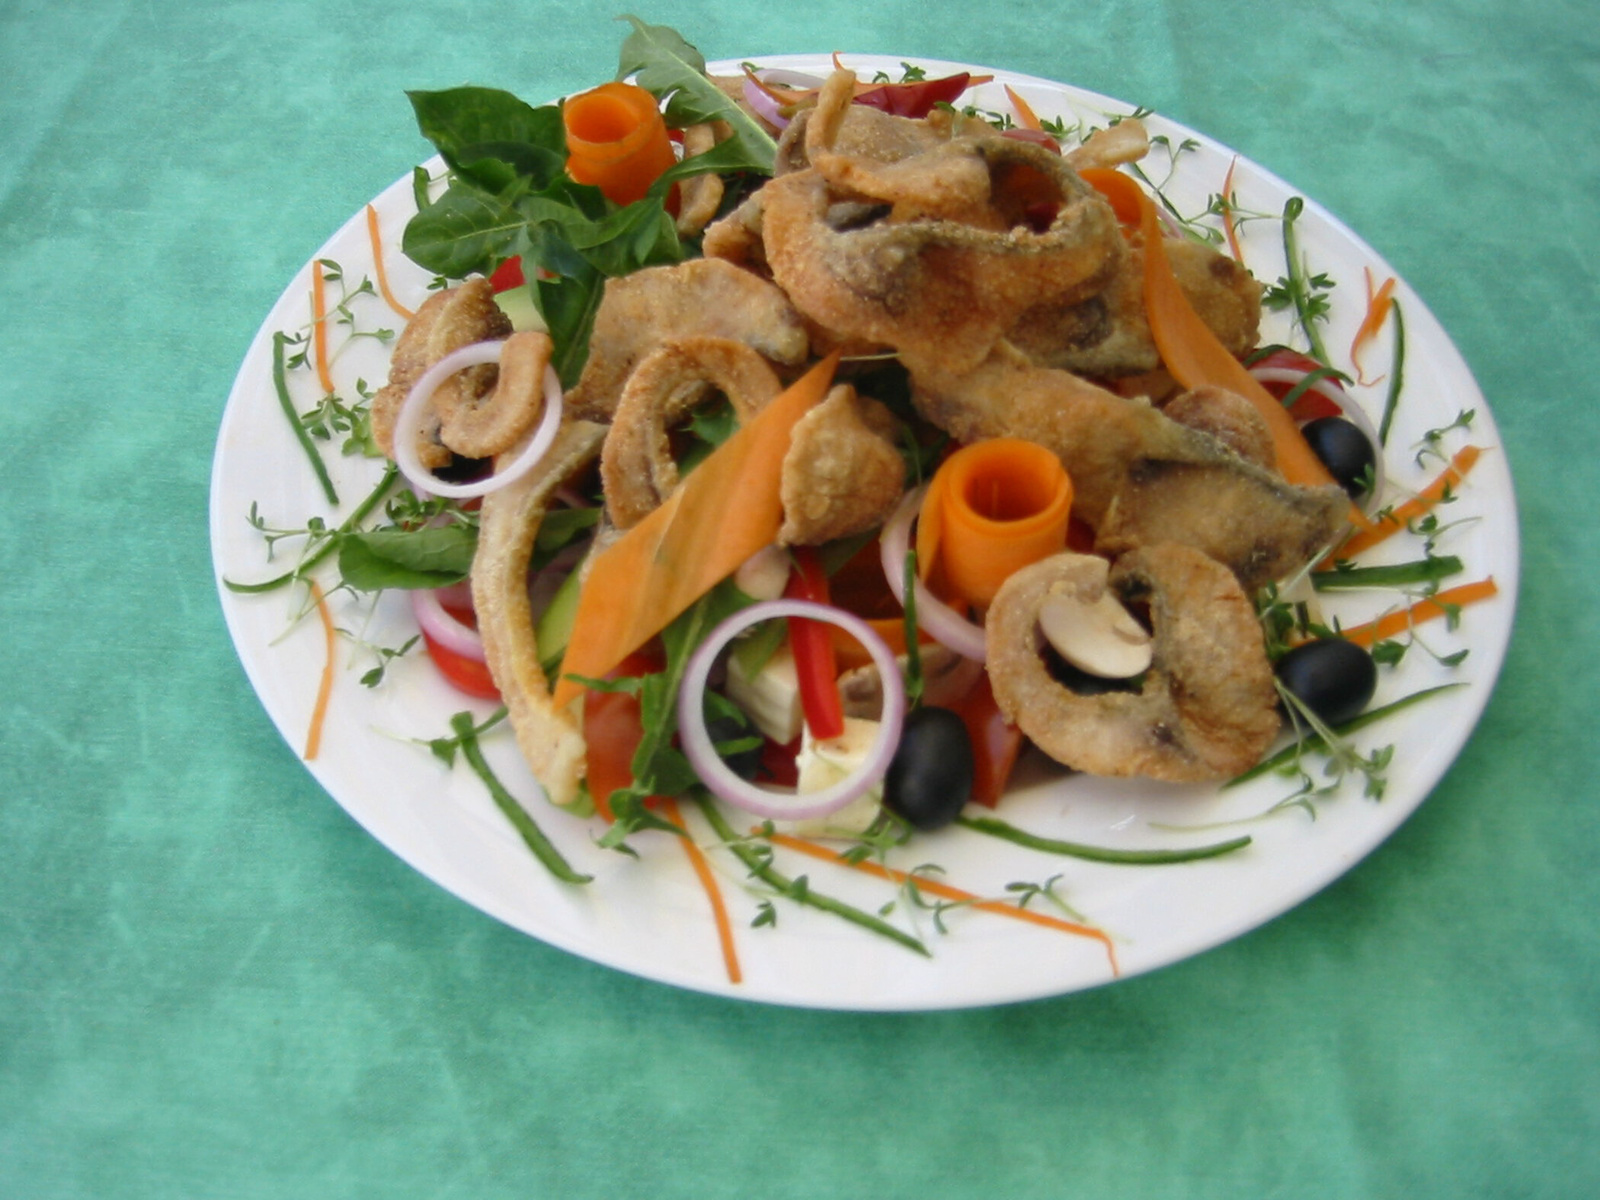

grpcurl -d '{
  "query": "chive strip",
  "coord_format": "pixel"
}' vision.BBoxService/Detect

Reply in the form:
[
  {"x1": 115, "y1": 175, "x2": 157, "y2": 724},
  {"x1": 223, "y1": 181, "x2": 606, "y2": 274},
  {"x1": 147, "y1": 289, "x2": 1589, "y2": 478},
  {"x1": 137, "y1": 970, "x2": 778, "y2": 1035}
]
[
  {"x1": 1378, "y1": 301, "x2": 1407, "y2": 446},
  {"x1": 1280, "y1": 197, "x2": 1333, "y2": 367},
  {"x1": 1312, "y1": 555, "x2": 1463, "y2": 591},
  {"x1": 451, "y1": 712, "x2": 593, "y2": 884},
  {"x1": 695, "y1": 796, "x2": 930, "y2": 957},
  {"x1": 1277, "y1": 365, "x2": 1351, "y2": 411},
  {"x1": 224, "y1": 463, "x2": 400, "y2": 594},
  {"x1": 1227, "y1": 684, "x2": 1466, "y2": 786},
  {"x1": 955, "y1": 815, "x2": 1252, "y2": 864},
  {"x1": 272, "y1": 331, "x2": 339, "y2": 506}
]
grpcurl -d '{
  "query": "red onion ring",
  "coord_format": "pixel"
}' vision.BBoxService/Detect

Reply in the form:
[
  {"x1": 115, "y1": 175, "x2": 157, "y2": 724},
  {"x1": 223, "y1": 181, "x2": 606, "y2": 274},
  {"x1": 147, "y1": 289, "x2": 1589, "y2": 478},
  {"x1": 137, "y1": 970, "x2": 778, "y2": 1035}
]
[
  {"x1": 741, "y1": 68, "x2": 825, "y2": 130},
  {"x1": 1248, "y1": 365, "x2": 1388, "y2": 501},
  {"x1": 879, "y1": 487, "x2": 988, "y2": 662},
  {"x1": 411, "y1": 586, "x2": 485, "y2": 663},
  {"x1": 393, "y1": 340, "x2": 564, "y2": 500},
  {"x1": 678, "y1": 599, "x2": 907, "y2": 821}
]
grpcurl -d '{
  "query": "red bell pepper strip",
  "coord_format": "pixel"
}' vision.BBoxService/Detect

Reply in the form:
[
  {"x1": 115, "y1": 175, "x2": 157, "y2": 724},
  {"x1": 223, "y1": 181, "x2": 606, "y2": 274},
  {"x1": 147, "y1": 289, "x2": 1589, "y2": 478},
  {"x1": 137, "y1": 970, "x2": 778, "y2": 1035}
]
[
  {"x1": 853, "y1": 72, "x2": 975, "y2": 119},
  {"x1": 783, "y1": 547, "x2": 846, "y2": 741}
]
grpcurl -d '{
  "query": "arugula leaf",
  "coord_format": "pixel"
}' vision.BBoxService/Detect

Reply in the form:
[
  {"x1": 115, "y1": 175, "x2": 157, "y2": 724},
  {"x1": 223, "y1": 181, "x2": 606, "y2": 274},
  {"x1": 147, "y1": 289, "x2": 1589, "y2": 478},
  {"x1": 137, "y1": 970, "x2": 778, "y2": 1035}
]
[
  {"x1": 406, "y1": 88, "x2": 568, "y2": 193},
  {"x1": 336, "y1": 524, "x2": 477, "y2": 590},
  {"x1": 615, "y1": 15, "x2": 778, "y2": 177},
  {"x1": 401, "y1": 181, "x2": 530, "y2": 279}
]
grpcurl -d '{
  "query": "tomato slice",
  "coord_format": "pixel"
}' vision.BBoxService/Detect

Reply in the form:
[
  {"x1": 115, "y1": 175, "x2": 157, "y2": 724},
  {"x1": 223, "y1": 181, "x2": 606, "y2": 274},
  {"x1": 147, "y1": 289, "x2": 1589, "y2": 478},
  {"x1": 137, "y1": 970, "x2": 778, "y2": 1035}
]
[
  {"x1": 488, "y1": 255, "x2": 525, "y2": 292},
  {"x1": 853, "y1": 72, "x2": 973, "y2": 118},
  {"x1": 945, "y1": 672, "x2": 1024, "y2": 808},
  {"x1": 582, "y1": 648, "x2": 664, "y2": 822},
  {"x1": 1249, "y1": 348, "x2": 1347, "y2": 421},
  {"x1": 421, "y1": 630, "x2": 501, "y2": 700}
]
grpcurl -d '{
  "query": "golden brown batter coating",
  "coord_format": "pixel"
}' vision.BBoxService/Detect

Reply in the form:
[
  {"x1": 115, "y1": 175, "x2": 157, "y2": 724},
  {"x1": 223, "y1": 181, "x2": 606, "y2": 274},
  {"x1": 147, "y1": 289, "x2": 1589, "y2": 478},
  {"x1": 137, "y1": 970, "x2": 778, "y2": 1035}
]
[
  {"x1": 370, "y1": 278, "x2": 512, "y2": 467},
  {"x1": 985, "y1": 547, "x2": 1280, "y2": 782},
  {"x1": 565, "y1": 258, "x2": 810, "y2": 421},
  {"x1": 777, "y1": 384, "x2": 905, "y2": 546},
  {"x1": 599, "y1": 336, "x2": 784, "y2": 529}
]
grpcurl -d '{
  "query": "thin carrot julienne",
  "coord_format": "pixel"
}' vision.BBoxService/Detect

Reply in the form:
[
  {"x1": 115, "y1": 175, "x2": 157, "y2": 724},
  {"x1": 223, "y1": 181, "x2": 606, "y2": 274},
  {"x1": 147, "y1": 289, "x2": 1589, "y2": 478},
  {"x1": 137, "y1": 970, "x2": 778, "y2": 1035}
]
[
  {"x1": 310, "y1": 259, "x2": 336, "y2": 397},
  {"x1": 1350, "y1": 267, "x2": 1397, "y2": 386},
  {"x1": 1340, "y1": 578, "x2": 1500, "y2": 648},
  {"x1": 1335, "y1": 444, "x2": 1483, "y2": 558},
  {"x1": 763, "y1": 831, "x2": 1120, "y2": 975},
  {"x1": 366, "y1": 203, "x2": 415, "y2": 320},
  {"x1": 1220, "y1": 156, "x2": 1244, "y2": 262},
  {"x1": 303, "y1": 579, "x2": 337, "y2": 760},
  {"x1": 1004, "y1": 84, "x2": 1043, "y2": 131},
  {"x1": 661, "y1": 797, "x2": 742, "y2": 985}
]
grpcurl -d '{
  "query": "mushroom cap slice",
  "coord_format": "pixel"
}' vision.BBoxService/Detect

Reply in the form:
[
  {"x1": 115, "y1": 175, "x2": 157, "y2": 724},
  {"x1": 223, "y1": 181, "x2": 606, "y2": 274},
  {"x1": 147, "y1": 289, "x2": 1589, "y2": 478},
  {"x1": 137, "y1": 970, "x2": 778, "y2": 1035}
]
[{"x1": 985, "y1": 546, "x2": 1280, "y2": 782}]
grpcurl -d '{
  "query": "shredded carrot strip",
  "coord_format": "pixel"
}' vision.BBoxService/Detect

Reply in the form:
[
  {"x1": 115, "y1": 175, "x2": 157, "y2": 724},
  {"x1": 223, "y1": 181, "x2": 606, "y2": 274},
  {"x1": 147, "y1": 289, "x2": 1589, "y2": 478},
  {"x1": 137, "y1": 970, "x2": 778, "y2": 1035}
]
[
  {"x1": 1341, "y1": 578, "x2": 1500, "y2": 648},
  {"x1": 303, "y1": 580, "x2": 337, "y2": 760},
  {"x1": 1004, "y1": 84, "x2": 1043, "y2": 131},
  {"x1": 1350, "y1": 268, "x2": 1397, "y2": 386},
  {"x1": 662, "y1": 797, "x2": 742, "y2": 985},
  {"x1": 1220, "y1": 155, "x2": 1244, "y2": 263},
  {"x1": 1335, "y1": 444, "x2": 1483, "y2": 558},
  {"x1": 310, "y1": 259, "x2": 336, "y2": 397},
  {"x1": 366, "y1": 203, "x2": 415, "y2": 321},
  {"x1": 764, "y1": 831, "x2": 1119, "y2": 975}
]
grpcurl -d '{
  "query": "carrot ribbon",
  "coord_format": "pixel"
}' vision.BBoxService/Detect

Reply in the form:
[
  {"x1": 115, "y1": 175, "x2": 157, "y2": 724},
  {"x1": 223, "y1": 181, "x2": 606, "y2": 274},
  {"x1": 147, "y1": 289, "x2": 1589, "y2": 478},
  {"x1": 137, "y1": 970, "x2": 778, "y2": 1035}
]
[{"x1": 563, "y1": 82, "x2": 677, "y2": 207}]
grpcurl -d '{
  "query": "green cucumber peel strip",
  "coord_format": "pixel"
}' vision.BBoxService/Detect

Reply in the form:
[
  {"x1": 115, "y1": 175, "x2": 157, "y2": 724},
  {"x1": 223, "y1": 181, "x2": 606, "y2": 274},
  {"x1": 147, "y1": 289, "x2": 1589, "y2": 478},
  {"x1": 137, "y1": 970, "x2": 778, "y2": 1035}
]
[
  {"x1": 449, "y1": 711, "x2": 593, "y2": 884},
  {"x1": 954, "y1": 815, "x2": 1252, "y2": 864},
  {"x1": 696, "y1": 797, "x2": 931, "y2": 957},
  {"x1": 1311, "y1": 554, "x2": 1463, "y2": 591},
  {"x1": 1226, "y1": 683, "x2": 1467, "y2": 786},
  {"x1": 272, "y1": 332, "x2": 339, "y2": 507}
]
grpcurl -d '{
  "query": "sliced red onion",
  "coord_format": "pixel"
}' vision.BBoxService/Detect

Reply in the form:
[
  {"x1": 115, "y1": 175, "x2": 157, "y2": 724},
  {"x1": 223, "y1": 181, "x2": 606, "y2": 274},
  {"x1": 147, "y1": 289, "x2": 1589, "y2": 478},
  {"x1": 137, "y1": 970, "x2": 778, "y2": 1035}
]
[
  {"x1": 1248, "y1": 365, "x2": 1388, "y2": 501},
  {"x1": 393, "y1": 340, "x2": 564, "y2": 500},
  {"x1": 678, "y1": 599, "x2": 906, "y2": 821},
  {"x1": 411, "y1": 586, "x2": 485, "y2": 662},
  {"x1": 741, "y1": 68, "x2": 825, "y2": 130},
  {"x1": 879, "y1": 487, "x2": 988, "y2": 662}
]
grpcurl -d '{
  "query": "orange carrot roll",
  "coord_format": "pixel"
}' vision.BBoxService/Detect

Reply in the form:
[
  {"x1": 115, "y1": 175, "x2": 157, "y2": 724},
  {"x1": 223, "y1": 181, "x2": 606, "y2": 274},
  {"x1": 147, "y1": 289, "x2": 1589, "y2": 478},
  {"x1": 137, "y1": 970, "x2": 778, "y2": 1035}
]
[{"x1": 563, "y1": 82, "x2": 677, "y2": 207}]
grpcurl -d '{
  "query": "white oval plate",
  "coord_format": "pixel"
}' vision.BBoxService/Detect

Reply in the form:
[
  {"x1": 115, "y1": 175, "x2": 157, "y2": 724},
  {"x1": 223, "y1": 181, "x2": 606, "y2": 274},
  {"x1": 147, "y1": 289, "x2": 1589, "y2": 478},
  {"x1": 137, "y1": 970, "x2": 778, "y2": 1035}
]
[{"x1": 210, "y1": 55, "x2": 1518, "y2": 1010}]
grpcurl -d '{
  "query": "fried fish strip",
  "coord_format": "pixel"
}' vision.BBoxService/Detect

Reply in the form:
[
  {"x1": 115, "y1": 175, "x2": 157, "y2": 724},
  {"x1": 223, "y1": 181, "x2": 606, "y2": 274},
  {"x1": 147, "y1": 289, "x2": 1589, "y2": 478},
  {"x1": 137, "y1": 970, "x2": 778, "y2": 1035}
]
[{"x1": 471, "y1": 420, "x2": 607, "y2": 809}]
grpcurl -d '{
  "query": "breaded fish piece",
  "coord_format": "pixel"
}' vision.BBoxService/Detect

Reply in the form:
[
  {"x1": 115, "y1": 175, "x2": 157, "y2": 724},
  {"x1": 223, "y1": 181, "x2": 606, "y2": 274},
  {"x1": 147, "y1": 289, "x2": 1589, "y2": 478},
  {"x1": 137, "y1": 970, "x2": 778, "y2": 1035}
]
[
  {"x1": 985, "y1": 547, "x2": 1280, "y2": 782},
  {"x1": 564, "y1": 258, "x2": 809, "y2": 422},
  {"x1": 907, "y1": 342, "x2": 1348, "y2": 589},
  {"x1": 470, "y1": 420, "x2": 607, "y2": 810},
  {"x1": 370, "y1": 278, "x2": 511, "y2": 467},
  {"x1": 778, "y1": 384, "x2": 905, "y2": 546}
]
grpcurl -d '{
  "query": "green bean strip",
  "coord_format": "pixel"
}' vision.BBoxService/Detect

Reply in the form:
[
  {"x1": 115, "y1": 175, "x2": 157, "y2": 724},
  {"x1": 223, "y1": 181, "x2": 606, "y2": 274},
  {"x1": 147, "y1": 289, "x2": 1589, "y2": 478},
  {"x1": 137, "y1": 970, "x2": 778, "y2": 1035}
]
[
  {"x1": 451, "y1": 712, "x2": 593, "y2": 885},
  {"x1": 224, "y1": 463, "x2": 400, "y2": 594},
  {"x1": 1311, "y1": 555, "x2": 1463, "y2": 591},
  {"x1": 695, "y1": 797, "x2": 930, "y2": 957},
  {"x1": 956, "y1": 815, "x2": 1252, "y2": 864},
  {"x1": 1227, "y1": 684, "x2": 1466, "y2": 786},
  {"x1": 1378, "y1": 301, "x2": 1407, "y2": 446},
  {"x1": 1280, "y1": 197, "x2": 1333, "y2": 367},
  {"x1": 272, "y1": 331, "x2": 340, "y2": 506}
]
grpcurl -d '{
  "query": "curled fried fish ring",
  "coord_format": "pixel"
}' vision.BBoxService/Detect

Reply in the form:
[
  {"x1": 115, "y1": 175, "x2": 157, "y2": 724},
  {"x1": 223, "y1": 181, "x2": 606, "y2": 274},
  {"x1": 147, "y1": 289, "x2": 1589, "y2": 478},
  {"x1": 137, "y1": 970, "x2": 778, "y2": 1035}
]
[
  {"x1": 600, "y1": 336, "x2": 783, "y2": 529},
  {"x1": 434, "y1": 330, "x2": 555, "y2": 460},
  {"x1": 985, "y1": 546, "x2": 1280, "y2": 782},
  {"x1": 371, "y1": 277, "x2": 511, "y2": 468}
]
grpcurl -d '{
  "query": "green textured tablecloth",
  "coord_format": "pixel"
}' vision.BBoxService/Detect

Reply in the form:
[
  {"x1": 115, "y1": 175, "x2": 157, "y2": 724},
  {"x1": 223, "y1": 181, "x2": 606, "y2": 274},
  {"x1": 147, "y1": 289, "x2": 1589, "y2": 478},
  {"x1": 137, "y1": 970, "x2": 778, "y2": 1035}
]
[{"x1": 4, "y1": 0, "x2": 1596, "y2": 1195}]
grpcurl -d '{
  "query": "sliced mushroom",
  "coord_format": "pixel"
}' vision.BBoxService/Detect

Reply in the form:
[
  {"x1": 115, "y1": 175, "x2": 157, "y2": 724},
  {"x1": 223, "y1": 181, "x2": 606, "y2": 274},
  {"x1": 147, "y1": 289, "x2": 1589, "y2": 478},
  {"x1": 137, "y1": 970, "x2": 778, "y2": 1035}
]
[
  {"x1": 1037, "y1": 586, "x2": 1153, "y2": 679},
  {"x1": 985, "y1": 546, "x2": 1280, "y2": 782}
]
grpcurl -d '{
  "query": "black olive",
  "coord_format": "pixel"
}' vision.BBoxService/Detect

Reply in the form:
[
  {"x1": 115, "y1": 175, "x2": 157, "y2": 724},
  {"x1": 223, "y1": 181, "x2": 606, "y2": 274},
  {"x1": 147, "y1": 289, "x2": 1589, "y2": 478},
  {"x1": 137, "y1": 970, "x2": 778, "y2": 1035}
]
[
  {"x1": 1300, "y1": 417, "x2": 1377, "y2": 498},
  {"x1": 705, "y1": 713, "x2": 763, "y2": 781},
  {"x1": 1275, "y1": 638, "x2": 1378, "y2": 726},
  {"x1": 884, "y1": 707, "x2": 975, "y2": 831}
]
